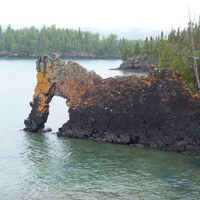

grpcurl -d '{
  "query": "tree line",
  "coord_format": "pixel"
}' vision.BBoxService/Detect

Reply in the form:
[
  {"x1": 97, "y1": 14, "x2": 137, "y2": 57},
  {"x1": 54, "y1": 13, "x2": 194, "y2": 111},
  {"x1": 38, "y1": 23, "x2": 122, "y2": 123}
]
[
  {"x1": 0, "y1": 20, "x2": 200, "y2": 93},
  {"x1": 0, "y1": 24, "x2": 136, "y2": 58},
  {"x1": 121, "y1": 17, "x2": 200, "y2": 93}
]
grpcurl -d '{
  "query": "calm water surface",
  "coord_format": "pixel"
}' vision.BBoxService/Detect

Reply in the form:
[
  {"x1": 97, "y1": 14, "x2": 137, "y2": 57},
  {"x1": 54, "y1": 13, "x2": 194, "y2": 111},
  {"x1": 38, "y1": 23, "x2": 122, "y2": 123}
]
[{"x1": 0, "y1": 58, "x2": 200, "y2": 200}]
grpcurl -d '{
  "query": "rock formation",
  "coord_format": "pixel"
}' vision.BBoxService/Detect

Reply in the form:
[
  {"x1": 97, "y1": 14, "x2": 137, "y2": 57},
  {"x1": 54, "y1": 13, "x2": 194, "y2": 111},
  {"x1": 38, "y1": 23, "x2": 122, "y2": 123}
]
[
  {"x1": 111, "y1": 58, "x2": 156, "y2": 74},
  {"x1": 24, "y1": 54, "x2": 200, "y2": 155}
]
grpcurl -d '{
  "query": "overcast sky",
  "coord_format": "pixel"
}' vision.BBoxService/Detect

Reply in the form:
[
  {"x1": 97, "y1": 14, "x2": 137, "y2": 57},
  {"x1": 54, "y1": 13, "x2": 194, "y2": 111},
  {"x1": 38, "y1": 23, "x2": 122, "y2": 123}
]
[{"x1": 1, "y1": 0, "x2": 200, "y2": 31}]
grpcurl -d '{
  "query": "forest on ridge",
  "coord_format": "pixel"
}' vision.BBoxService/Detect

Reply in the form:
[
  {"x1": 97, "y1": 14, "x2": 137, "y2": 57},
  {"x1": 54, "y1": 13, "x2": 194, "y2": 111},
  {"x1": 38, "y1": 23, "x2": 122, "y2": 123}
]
[
  {"x1": 0, "y1": 25, "x2": 124, "y2": 58},
  {"x1": 0, "y1": 18, "x2": 200, "y2": 93}
]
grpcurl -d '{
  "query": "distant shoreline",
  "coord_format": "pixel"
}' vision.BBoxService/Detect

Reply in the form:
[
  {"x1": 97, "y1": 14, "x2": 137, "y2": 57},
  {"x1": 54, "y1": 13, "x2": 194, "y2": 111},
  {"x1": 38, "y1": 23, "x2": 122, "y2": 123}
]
[{"x1": 0, "y1": 53, "x2": 121, "y2": 60}]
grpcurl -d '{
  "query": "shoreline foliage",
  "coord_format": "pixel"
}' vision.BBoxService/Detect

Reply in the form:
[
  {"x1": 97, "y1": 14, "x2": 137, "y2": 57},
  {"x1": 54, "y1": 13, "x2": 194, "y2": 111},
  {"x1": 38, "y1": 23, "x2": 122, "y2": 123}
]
[{"x1": 0, "y1": 21, "x2": 200, "y2": 92}]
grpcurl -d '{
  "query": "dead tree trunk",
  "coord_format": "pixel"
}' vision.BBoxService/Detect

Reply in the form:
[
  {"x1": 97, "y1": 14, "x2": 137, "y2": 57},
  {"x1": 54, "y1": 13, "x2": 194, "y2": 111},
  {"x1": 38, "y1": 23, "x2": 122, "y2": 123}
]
[{"x1": 188, "y1": 12, "x2": 200, "y2": 93}]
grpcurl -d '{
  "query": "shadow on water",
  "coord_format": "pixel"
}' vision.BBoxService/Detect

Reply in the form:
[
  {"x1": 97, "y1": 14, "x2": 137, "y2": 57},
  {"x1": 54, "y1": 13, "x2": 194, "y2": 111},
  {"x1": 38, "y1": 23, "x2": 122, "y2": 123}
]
[{"x1": 188, "y1": 156, "x2": 200, "y2": 167}]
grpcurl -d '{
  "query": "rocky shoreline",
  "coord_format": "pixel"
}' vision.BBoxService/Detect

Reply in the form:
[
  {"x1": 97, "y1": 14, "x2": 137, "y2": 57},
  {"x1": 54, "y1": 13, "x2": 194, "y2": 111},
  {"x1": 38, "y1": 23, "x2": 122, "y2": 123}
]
[
  {"x1": 110, "y1": 57, "x2": 156, "y2": 73},
  {"x1": 24, "y1": 54, "x2": 200, "y2": 155}
]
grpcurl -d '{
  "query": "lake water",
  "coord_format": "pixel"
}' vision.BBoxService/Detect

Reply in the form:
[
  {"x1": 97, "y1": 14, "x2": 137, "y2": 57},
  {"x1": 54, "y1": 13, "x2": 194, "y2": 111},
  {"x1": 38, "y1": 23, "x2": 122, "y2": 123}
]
[{"x1": 0, "y1": 58, "x2": 200, "y2": 200}]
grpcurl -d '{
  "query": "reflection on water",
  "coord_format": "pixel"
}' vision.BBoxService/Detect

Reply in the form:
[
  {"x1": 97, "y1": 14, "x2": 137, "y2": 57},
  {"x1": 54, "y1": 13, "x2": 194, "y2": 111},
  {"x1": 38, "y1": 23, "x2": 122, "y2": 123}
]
[
  {"x1": 19, "y1": 133, "x2": 72, "y2": 199},
  {"x1": 9, "y1": 133, "x2": 199, "y2": 200}
]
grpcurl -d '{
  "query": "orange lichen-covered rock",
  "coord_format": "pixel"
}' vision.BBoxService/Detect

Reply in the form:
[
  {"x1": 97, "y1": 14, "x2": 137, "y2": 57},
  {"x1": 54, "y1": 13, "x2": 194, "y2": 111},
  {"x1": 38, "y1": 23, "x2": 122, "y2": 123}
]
[
  {"x1": 24, "y1": 54, "x2": 200, "y2": 155},
  {"x1": 24, "y1": 54, "x2": 102, "y2": 131}
]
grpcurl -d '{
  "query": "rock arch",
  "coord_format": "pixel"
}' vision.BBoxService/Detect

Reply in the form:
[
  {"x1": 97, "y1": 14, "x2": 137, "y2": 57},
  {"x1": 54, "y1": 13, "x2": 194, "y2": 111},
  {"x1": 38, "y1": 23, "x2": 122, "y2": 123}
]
[
  {"x1": 24, "y1": 54, "x2": 200, "y2": 155},
  {"x1": 24, "y1": 54, "x2": 102, "y2": 132}
]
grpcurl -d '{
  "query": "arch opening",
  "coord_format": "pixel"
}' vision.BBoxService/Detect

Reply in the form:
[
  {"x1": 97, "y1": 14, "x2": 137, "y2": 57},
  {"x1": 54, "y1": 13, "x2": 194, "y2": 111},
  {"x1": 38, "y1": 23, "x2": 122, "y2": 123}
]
[{"x1": 45, "y1": 96, "x2": 69, "y2": 132}]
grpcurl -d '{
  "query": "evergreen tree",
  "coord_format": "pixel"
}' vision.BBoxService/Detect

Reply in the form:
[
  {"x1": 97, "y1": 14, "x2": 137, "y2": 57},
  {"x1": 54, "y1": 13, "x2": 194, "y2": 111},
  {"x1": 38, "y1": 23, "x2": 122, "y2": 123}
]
[
  {"x1": 121, "y1": 46, "x2": 130, "y2": 61},
  {"x1": 133, "y1": 41, "x2": 141, "y2": 56}
]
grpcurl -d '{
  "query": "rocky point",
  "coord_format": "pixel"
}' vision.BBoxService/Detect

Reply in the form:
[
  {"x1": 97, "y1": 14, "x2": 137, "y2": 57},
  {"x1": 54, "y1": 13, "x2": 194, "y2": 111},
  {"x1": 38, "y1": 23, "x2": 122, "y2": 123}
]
[{"x1": 24, "y1": 54, "x2": 200, "y2": 155}]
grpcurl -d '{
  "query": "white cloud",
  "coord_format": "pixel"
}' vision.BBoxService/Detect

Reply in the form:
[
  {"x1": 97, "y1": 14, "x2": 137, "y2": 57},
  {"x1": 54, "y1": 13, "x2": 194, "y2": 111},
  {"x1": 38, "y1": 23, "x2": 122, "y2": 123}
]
[{"x1": 1, "y1": 0, "x2": 200, "y2": 30}]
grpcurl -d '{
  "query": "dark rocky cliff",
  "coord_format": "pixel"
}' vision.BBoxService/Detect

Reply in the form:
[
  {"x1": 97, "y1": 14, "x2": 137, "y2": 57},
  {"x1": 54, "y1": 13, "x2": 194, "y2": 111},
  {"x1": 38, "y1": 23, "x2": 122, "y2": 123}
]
[{"x1": 24, "y1": 54, "x2": 200, "y2": 155}]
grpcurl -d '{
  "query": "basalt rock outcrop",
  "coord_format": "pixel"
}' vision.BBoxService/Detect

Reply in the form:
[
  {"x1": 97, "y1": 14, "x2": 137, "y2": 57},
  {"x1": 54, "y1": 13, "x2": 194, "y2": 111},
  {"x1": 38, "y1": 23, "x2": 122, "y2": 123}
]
[
  {"x1": 116, "y1": 58, "x2": 156, "y2": 72},
  {"x1": 24, "y1": 54, "x2": 200, "y2": 155}
]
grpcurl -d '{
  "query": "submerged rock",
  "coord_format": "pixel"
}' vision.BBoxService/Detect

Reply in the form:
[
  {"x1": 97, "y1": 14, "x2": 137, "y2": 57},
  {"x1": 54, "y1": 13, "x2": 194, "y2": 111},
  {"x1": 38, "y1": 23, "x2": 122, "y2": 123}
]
[
  {"x1": 37, "y1": 127, "x2": 52, "y2": 134},
  {"x1": 24, "y1": 54, "x2": 200, "y2": 155}
]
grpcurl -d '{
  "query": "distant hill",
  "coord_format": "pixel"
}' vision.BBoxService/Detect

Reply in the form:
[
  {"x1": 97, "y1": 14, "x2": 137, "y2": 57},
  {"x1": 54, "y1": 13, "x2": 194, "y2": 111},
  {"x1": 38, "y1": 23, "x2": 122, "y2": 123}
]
[{"x1": 81, "y1": 27, "x2": 170, "y2": 40}]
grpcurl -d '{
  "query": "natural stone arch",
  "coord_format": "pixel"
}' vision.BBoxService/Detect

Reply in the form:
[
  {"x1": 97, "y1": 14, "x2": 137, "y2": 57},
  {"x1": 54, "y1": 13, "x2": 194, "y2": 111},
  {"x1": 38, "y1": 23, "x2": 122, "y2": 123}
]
[
  {"x1": 24, "y1": 54, "x2": 102, "y2": 132},
  {"x1": 24, "y1": 54, "x2": 200, "y2": 155}
]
